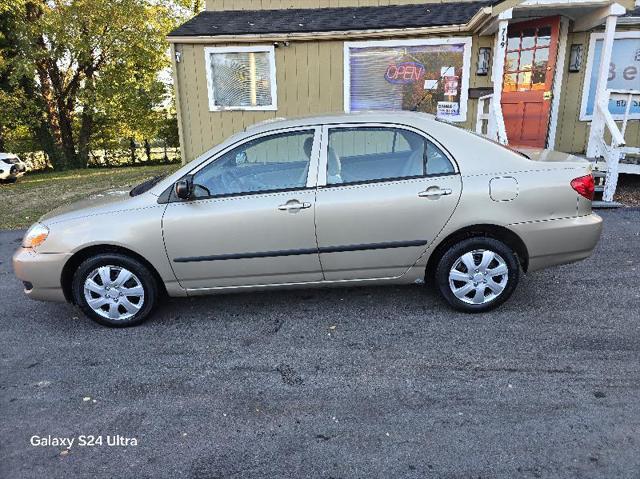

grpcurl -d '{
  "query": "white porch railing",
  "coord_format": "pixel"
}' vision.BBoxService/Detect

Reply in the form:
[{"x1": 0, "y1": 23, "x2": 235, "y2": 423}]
[
  {"x1": 475, "y1": 94, "x2": 508, "y2": 145},
  {"x1": 589, "y1": 88, "x2": 640, "y2": 202}
]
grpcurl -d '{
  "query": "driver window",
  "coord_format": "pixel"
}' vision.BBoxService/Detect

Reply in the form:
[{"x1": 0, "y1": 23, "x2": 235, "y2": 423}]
[{"x1": 192, "y1": 130, "x2": 315, "y2": 198}]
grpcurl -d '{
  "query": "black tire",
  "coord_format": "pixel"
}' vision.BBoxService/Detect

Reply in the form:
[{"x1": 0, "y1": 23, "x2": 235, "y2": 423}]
[
  {"x1": 435, "y1": 237, "x2": 520, "y2": 313},
  {"x1": 71, "y1": 253, "x2": 159, "y2": 327}
]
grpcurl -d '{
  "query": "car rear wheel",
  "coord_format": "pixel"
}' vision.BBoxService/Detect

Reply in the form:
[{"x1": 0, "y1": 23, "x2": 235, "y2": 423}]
[
  {"x1": 435, "y1": 237, "x2": 519, "y2": 313},
  {"x1": 71, "y1": 253, "x2": 158, "y2": 327}
]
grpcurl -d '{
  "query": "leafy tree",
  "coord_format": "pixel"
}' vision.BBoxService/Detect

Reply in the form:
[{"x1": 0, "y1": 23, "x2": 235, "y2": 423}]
[{"x1": 1, "y1": 0, "x2": 188, "y2": 169}]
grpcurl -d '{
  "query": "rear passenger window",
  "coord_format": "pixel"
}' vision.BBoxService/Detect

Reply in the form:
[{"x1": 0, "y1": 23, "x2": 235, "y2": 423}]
[
  {"x1": 426, "y1": 142, "x2": 455, "y2": 175},
  {"x1": 326, "y1": 127, "x2": 453, "y2": 185}
]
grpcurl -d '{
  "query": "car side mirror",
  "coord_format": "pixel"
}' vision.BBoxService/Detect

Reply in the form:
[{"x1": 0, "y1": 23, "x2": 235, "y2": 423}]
[{"x1": 174, "y1": 177, "x2": 193, "y2": 200}]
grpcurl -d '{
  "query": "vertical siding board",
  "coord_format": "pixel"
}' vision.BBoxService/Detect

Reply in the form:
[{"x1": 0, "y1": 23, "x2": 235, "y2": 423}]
[
  {"x1": 283, "y1": 43, "x2": 298, "y2": 116},
  {"x1": 554, "y1": 31, "x2": 573, "y2": 153},
  {"x1": 329, "y1": 41, "x2": 344, "y2": 112},
  {"x1": 190, "y1": 44, "x2": 209, "y2": 157},
  {"x1": 203, "y1": 43, "x2": 219, "y2": 149},
  {"x1": 177, "y1": 45, "x2": 191, "y2": 162},
  {"x1": 183, "y1": 44, "x2": 195, "y2": 159},
  {"x1": 317, "y1": 40, "x2": 332, "y2": 113},
  {"x1": 295, "y1": 43, "x2": 310, "y2": 116},
  {"x1": 567, "y1": 31, "x2": 589, "y2": 153},
  {"x1": 307, "y1": 42, "x2": 322, "y2": 114},
  {"x1": 275, "y1": 44, "x2": 287, "y2": 121},
  {"x1": 571, "y1": 31, "x2": 589, "y2": 153},
  {"x1": 172, "y1": 44, "x2": 188, "y2": 163}
]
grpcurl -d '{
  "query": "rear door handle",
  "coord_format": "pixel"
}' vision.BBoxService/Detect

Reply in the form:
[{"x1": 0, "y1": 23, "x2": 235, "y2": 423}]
[
  {"x1": 278, "y1": 201, "x2": 312, "y2": 211},
  {"x1": 418, "y1": 187, "x2": 452, "y2": 198}
]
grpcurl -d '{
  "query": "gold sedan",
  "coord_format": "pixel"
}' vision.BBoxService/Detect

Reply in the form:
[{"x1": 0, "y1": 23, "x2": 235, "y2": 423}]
[{"x1": 14, "y1": 112, "x2": 602, "y2": 326}]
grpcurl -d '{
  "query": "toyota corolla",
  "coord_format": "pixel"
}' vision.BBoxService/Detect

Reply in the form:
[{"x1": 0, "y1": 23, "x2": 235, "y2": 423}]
[{"x1": 13, "y1": 112, "x2": 602, "y2": 326}]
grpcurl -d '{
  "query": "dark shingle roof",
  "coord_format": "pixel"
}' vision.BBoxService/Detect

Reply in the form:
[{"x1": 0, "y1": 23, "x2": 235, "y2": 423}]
[{"x1": 169, "y1": 1, "x2": 493, "y2": 37}]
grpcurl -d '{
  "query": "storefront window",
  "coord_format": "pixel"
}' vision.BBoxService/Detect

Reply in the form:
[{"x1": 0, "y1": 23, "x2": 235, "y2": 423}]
[
  {"x1": 204, "y1": 46, "x2": 277, "y2": 111},
  {"x1": 344, "y1": 38, "x2": 472, "y2": 122},
  {"x1": 580, "y1": 32, "x2": 640, "y2": 121}
]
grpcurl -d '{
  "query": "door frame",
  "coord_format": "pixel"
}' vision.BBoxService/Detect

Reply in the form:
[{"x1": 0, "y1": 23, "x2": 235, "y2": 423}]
[
  {"x1": 546, "y1": 16, "x2": 570, "y2": 149},
  {"x1": 501, "y1": 15, "x2": 562, "y2": 148}
]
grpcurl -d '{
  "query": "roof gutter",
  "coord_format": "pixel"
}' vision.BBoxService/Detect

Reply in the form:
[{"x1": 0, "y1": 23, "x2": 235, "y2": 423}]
[{"x1": 167, "y1": 8, "x2": 493, "y2": 43}]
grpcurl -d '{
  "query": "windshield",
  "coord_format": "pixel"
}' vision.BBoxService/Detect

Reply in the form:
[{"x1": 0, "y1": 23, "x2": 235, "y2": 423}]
[{"x1": 129, "y1": 174, "x2": 167, "y2": 197}]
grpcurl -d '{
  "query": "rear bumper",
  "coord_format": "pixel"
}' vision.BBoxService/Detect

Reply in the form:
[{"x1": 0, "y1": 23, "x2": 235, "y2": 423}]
[
  {"x1": 12, "y1": 247, "x2": 70, "y2": 302},
  {"x1": 509, "y1": 213, "x2": 603, "y2": 272}
]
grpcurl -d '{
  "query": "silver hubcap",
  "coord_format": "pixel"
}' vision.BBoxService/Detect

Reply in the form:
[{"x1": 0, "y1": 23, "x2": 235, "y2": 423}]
[
  {"x1": 448, "y1": 249, "x2": 509, "y2": 305},
  {"x1": 83, "y1": 265, "x2": 144, "y2": 321}
]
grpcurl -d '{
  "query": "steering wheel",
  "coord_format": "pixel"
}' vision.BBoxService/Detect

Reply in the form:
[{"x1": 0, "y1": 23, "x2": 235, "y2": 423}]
[{"x1": 222, "y1": 168, "x2": 265, "y2": 193}]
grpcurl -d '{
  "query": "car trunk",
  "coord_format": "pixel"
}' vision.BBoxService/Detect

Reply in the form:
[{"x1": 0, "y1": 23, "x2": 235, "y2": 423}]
[{"x1": 517, "y1": 148, "x2": 594, "y2": 217}]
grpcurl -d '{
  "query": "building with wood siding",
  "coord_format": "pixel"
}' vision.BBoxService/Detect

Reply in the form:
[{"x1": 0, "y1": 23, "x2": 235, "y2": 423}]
[{"x1": 168, "y1": 0, "x2": 640, "y2": 190}]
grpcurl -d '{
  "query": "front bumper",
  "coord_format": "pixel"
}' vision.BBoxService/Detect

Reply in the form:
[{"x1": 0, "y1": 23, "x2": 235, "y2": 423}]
[
  {"x1": 510, "y1": 213, "x2": 603, "y2": 272},
  {"x1": 12, "y1": 247, "x2": 71, "y2": 302},
  {"x1": 0, "y1": 164, "x2": 26, "y2": 179}
]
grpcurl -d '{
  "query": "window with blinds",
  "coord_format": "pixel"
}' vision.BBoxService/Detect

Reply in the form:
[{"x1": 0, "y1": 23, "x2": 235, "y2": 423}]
[
  {"x1": 345, "y1": 39, "x2": 472, "y2": 122},
  {"x1": 205, "y1": 46, "x2": 277, "y2": 111}
]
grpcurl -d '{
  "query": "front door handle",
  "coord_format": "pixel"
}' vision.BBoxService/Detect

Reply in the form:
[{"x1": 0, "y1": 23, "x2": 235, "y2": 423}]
[
  {"x1": 278, "y1": 201, "x2": 312, "y2": 211},
  {"x1": 418, "y1": 187, "x2": 452, "y2": 198}
]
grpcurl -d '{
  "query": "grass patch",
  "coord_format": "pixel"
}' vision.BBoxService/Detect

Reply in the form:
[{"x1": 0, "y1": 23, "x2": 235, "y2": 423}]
[{"x1": 0, "y1": 164, "x2": 180, "y2": 230}]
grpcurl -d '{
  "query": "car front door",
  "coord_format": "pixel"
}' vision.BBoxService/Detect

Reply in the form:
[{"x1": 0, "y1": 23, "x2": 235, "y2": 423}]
[
  {"x1": 162, "y1": 127, "x2": 323, "y2": 290},
  {"x1": 314, "y1": 124, "x2": 462, "y2": 281}
]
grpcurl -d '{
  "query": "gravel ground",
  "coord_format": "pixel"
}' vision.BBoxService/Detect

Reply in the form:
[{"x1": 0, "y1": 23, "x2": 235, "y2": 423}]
[
  {"x1": 615, "y1": 174, "x2": 640, "y2": 207},
  {"x1": 1, "y1": 209, "x2": 639, "y2": 479}
]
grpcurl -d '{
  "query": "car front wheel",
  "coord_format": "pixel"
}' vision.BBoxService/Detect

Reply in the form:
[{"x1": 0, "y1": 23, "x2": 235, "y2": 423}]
[
  {"x1": 435, "y1": 237, "x2": 519, "y2": 313},
  {"x1": 72, "y1": 253, "x2": 158, "y2": 327}
]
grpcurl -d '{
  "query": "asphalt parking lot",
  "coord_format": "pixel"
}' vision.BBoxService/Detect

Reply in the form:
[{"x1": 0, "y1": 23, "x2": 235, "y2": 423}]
[{"x1": 1, "y1": 208, "x2": 639, "y2": 479}]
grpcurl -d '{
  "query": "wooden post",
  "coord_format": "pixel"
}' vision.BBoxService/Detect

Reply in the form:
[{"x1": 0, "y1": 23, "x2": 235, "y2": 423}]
[
  {"x1": 488, "y1": 9, "x2": 511, "y2": 144},
  {"x1": 586, "y1": 14, "x2": 618, "y2": 158}
]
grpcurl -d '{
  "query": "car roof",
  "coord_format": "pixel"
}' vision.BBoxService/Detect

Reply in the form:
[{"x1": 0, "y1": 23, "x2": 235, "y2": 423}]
[
  {"x1": 244, "y1": 111, "x2": 438, "y2": 134},
  {"x1": 0, "y1": 152, "x2": 19, "y2": 159}
]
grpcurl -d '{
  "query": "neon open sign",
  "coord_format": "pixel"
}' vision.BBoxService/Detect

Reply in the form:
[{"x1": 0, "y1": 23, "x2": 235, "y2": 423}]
[{"x1": 385, "y1": 62, "x2": 426, "y2": 84}]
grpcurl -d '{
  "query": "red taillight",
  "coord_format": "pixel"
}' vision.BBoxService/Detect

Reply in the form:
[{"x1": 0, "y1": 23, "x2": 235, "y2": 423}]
[{"x1": 571, "y1": 174, "x2": 595, "y2": 200}]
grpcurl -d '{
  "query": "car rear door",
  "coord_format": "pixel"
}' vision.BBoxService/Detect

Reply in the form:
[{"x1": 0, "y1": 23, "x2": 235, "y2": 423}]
[
  {"x1": 314, "y1": 124, "x2": 462, "y2": 281},
  {"x1": 162, "y1": 127, "x2": 323, "y2": 290}
]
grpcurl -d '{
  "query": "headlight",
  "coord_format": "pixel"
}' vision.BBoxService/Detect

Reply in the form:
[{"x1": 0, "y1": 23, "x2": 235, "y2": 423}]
[{"x1": 22, "y1": 223, "x2": 49, "y2": 248}]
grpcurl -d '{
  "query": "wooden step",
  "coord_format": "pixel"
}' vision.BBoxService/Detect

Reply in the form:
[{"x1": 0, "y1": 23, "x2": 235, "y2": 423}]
[{"x1": 592, "y1": 200, "x2": 623, "y2": 209}]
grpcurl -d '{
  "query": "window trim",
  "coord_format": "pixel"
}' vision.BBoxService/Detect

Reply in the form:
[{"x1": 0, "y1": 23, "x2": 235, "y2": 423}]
[
  {"x1": 343, "y1": 37, "x2": 473, "y2": 122},
  {"x1": 204, "y1": 45, "x2": 278, "y2": 112},
  {"x1": 317, "y1": 123, "x2": 458, "y2": 188},
  {"x1": 170, "y1": 126, "x2": 320, "y2": 203}
]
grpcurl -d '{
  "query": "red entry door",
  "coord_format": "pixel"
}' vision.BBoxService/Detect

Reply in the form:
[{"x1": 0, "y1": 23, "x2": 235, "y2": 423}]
[{"x1": 501, "y1": 17, "x2": 560, "y2": 148}]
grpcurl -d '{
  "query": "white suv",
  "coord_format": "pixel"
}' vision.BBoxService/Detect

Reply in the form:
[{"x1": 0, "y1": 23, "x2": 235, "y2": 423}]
[{"x1": 0, "y1": 153, "x2": 27, "y2": 182}]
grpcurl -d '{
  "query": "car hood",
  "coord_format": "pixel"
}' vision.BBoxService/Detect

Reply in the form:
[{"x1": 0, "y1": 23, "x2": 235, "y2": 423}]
[{"x1": 39, "y1": 189, "x2": 143, "y2": 224}]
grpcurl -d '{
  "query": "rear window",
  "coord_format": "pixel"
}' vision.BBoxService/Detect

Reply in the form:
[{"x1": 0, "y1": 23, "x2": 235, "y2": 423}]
[{"x1": 326, "y1": 126, "x2": 455, "y2": 186}]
